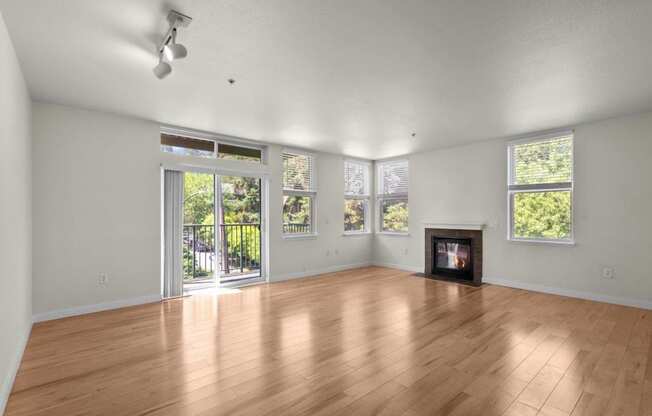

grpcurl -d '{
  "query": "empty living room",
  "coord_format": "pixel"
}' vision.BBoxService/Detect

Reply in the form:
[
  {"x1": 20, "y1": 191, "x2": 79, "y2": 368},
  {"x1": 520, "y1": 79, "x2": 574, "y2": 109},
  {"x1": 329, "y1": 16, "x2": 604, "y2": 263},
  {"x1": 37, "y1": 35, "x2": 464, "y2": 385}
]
[{"x1": 1, "y1": 1, "x2": 652, "y2": 415}]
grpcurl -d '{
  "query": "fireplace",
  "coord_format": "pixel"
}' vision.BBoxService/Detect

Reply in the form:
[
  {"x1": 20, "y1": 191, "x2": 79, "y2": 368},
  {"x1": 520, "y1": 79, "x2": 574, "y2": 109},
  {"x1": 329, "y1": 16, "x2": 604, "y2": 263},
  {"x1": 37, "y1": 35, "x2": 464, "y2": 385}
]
[
  {"x1": 432, "y1": 237, "x2": 473, "y2": 280},
  {"x1": 424, "y1": 226, "x2": 483, "y2": 286}
]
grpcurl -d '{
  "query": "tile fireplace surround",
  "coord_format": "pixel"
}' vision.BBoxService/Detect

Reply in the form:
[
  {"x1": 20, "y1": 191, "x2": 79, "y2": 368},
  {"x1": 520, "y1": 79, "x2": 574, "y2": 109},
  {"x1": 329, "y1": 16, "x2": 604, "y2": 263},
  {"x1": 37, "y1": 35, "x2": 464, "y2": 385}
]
[{"x1": 424, "y1": 225, "x2": 483, "y2": 286}]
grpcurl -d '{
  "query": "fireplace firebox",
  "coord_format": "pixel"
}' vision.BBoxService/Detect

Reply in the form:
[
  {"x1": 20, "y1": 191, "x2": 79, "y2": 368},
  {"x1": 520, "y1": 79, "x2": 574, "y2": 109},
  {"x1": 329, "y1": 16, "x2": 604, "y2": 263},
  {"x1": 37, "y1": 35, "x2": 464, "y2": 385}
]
[
  {"x1": 432, "y1": 237, "x2": 473, "y2": 280},
  {"x1": 424, "y1": 227, "x2": 482, "y2": 286}
]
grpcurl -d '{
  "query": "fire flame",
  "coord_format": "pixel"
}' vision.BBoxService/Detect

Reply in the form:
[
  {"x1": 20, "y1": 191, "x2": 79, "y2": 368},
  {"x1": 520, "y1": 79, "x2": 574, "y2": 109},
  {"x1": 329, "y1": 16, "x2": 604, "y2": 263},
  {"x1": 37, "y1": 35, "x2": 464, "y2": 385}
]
[{"x1": 453, "y1": 255, "x2": 466, "y2": 269}]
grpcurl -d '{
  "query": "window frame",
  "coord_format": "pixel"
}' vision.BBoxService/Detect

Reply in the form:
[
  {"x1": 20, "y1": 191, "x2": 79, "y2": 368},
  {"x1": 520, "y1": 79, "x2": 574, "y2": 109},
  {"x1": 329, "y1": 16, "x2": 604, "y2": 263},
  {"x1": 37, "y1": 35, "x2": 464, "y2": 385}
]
[
  {"x1": 343, "y1": 159, "x2": 371, "y2": 235},
  {"x1": 281, "y1": 148, "x2": 317, "y2": 238},
  {"x1": 160, "y1": 127, "x2": 266, "y2": 165},
  {"x1": 507, "y1": 131, "x2": 575, "y2": 245},
  {"x1": 375, "y1": 159, "x2": 409, "y2": 235}
]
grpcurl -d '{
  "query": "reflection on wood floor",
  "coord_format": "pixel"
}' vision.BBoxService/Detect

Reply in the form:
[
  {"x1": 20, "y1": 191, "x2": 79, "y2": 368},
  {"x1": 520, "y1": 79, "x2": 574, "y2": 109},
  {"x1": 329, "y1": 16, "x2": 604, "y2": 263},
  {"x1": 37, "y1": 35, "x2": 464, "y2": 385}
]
[{"x1": 6, "y1": 267, "x2": 652, "y2": 415}]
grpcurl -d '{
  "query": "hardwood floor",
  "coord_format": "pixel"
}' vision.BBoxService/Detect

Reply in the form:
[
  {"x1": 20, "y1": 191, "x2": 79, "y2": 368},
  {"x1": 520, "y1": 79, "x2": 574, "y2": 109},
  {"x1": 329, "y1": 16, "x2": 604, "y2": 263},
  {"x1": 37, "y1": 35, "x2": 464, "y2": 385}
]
[{"x1": 6, "y1": 267, "x2": 652, "y2": 416}]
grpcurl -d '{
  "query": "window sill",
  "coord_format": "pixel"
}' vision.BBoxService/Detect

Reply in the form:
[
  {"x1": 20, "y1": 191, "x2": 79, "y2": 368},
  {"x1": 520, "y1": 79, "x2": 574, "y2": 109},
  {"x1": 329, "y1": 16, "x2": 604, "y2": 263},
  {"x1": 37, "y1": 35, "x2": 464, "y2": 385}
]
[
  {"x1": 376, "y1": 232, "x2": 410, "y2": 237},
  {"x1": 508, "y1": 238, "x2": 575, "y2": 246},
  {"x1": 282, "y1": 233, "x2": 319, "y2": 240},
  {"x1": 342, "y1": 232, "x2": 372, "y2": 237}
]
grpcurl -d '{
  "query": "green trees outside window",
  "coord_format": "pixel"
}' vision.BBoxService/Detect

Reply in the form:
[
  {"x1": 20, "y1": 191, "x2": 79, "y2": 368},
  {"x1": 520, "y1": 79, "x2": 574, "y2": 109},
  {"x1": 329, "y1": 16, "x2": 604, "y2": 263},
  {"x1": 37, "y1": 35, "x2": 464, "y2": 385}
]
[
  {"x1": 282, "y1": 195, "x2": 312, "y2": 234},
  {"x1": 513, "y1": 191, "x2": 571, "y2": 240},
  {"x1": 381, "y1": 199, "x2": 408, "y2": 233},
  {"x1": 344, "y1": 199, "x2": 367, "y2": 232}
]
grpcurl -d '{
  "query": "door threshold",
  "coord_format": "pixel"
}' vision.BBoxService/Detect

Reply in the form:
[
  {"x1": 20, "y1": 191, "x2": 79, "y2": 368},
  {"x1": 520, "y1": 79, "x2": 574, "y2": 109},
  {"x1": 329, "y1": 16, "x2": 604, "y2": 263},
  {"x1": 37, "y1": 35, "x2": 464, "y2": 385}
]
[{"x1": 220, "y1": 277, "x2": 266, "y2": 288}]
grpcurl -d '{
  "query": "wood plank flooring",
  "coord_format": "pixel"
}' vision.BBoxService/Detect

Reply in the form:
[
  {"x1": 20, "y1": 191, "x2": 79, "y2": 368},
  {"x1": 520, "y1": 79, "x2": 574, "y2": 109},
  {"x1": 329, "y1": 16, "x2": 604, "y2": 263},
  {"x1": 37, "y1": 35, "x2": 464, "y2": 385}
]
[{"x1": 6, "y1": 267, "x2": 652, "y2": 416}]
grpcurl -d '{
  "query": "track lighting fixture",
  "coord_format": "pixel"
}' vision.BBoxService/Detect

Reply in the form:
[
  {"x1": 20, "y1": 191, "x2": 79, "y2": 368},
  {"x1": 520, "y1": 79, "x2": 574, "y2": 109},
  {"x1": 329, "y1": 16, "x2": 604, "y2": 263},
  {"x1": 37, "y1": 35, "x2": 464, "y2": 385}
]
[
  {"x1": 164, "y1": 29, "x2": 188, "y2": 61},
  {"x1": 153, "y1": 10, "x2": 192, "y2": 79},
  {"x1": 153, "y1": 58, "x2": 172, "y2": 79}
]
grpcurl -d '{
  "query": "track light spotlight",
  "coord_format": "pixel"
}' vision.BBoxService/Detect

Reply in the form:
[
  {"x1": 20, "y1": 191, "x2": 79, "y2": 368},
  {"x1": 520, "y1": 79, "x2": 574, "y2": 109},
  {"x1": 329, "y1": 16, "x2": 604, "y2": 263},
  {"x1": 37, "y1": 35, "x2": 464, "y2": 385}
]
[
  {"x1": 153, "y1": 57, "x2": 172, "y2": 79},
  {"x1": 163, "y1": 29, "x2": 188, "y2": 61},
  {"x1": 153, "y1": 10, "x2": 192, "y2": 79}
]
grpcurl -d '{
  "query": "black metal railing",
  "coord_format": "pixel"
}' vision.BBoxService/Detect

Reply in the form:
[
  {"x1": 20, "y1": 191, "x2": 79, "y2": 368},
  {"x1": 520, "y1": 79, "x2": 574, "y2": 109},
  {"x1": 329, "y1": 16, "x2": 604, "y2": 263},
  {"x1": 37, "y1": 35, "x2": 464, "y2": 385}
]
[
  {"x1": 220, "y1": 223, "x2": 261, "y2": 275},
  {"x1": 283, "y1": 223, "x2": 311, "y2": 234},
  {"x1": 183, "y1": 224, "x2": 215, "y2": 280},
  {"x1": 183, "y1": 223, "x2": 261, "y2": 280}
]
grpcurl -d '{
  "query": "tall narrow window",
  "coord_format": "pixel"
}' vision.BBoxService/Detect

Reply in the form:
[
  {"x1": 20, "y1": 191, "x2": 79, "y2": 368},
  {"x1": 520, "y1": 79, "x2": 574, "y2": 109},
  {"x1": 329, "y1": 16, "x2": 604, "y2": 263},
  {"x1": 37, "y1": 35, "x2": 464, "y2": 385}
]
[
  {"x1": 282, "y1": 150, "x2": 316, "y2": 235},
  {"x1": 508, "y1": 132, "x2": 574, "y2": 243},
  {"x1": 376, "y1": 159, "x2": 409, "y2": 233},
  {"x1": 344, "y1": 159, "x2": 370, "y2": 233}
]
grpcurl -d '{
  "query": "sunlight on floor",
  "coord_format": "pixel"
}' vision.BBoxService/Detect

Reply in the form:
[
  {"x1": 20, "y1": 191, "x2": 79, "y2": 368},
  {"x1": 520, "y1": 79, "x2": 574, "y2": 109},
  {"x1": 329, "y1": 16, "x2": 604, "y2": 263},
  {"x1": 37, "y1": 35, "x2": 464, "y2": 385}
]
[{"x1": 184, "y1": 286, "x2": 242, "y2": 296}]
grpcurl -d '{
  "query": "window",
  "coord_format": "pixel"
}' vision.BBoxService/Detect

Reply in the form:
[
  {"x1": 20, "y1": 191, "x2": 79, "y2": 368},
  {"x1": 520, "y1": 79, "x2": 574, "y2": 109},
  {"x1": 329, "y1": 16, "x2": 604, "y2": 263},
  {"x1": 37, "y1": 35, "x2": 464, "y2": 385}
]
[
  {"x1": 217, "y1": 143, "x2": 262, "y2": 162},
  {"x1": 161, "y1": 134, "x2": 215, "y2": 158},
  {"x1": 376, "y1": 159, "x2": 409, "y2": 233},
  {"x1": 282, "y1": 150, "x2": 316, "y2": 235},
  {"x1": 344, "y1": 159, "x2": 370, "y2": 233},
  {"x1": 508, "y1": 132, "x2": 573, "y2": 243},
  {"x1": 161, "y1": 132, "x2": 263, "y2": 163}
]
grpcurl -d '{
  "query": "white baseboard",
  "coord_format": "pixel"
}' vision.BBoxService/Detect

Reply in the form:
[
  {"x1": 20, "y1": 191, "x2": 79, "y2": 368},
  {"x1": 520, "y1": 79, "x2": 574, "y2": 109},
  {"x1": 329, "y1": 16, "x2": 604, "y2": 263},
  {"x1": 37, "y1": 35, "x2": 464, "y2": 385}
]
[
  {"x1": 32, "y1": 294, "x2": 162, "y2": 323},
  {"x1": 1, "y1": 322, "x2": 32, "y2": 415},
  {"x1": 372, "y1": 261, "x2": 422, "y2": 274},
  {"x1": 368, "y1": 263, "x2": 651, "y2": 310},
  {"x1": 272, "y1": 262, "x2": 373, "y2": 282},
  {"x1": 483, "y1": 277, "x2": 652, "y2": 310}
]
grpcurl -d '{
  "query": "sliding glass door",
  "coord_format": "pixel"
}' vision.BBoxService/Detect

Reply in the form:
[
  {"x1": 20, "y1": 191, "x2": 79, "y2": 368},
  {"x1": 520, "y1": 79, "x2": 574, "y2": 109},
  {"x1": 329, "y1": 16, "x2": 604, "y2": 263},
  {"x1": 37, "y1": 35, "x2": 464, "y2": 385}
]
[
  {"x1": 182, "y1": 172, "x2": 262, "y2": 288},
  {"x1": 217, "y1": 175, "x2": 262, "y2": 283}
]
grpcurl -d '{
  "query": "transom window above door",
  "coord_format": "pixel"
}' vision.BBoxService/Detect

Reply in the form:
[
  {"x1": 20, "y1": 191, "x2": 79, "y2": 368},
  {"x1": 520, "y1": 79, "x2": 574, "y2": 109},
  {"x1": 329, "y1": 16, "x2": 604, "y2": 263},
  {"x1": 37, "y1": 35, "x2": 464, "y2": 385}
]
[{"x1": 160, "y1": 131, "x2": 264, "y2": 163}]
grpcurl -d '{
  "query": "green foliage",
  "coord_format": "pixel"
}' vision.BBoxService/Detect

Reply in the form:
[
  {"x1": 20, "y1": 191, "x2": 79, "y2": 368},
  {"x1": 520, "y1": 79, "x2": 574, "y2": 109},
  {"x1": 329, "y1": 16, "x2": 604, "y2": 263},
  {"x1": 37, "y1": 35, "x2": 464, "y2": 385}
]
[
  {"x1": 283, "y1": 195, "x2": 311, "y2": 233},
  {"x1": 513, "y1": 191, "x2": 571, "y2": 239},
  {"x1": 221, "y1": 176, "x2": 261, "y2": 224},
  {"x1": 184, "y1": 172, "x2": 214, "y2": 225},
  {"x1": 344, "y1": 199, "x2": 366, "y2": 232},
  {"x1": 382, "y1": 200, "x2": 408, "y2": 232}
]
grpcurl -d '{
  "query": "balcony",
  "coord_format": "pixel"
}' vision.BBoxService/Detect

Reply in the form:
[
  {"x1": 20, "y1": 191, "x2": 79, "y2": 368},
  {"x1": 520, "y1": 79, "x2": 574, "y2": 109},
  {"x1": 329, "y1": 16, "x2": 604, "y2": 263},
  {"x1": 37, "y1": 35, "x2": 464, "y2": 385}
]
[{"x1": 183, "y1": 223, "x2": 261, "y2": 283}]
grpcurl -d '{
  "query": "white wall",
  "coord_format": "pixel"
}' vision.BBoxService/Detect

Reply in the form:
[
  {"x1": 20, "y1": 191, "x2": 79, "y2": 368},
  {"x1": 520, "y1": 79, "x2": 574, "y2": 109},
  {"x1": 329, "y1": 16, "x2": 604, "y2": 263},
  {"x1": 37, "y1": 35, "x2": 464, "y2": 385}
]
[
  {"x1": 373, "y1": 112, "x2": 652, "y2": 308},
  {"x1": 0, "y1": 11, "x2": 32, "y2": 415},
  {"x1": 32, "y1": 103, "x2": 372, "y2": 318},
  {"x1": 32, "y1": 104, "x2": 162, "y2": 318}
]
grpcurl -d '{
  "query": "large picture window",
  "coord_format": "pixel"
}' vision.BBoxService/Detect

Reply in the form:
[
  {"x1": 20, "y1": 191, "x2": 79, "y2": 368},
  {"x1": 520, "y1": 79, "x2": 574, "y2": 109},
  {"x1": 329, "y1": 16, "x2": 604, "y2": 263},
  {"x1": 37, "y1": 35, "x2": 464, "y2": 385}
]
[
  {"x1": 508, "y1": 132, "x2": 574, "y2": 243},
  {"x1": 282, "y1": 150, "x2": 316, "y2": 236},
  {"x1": 376, "y1": 159, "x2": 409, "y2": 233},
  {"x1": 344, "y1": 159, "x2": 371, "y2": 233}
]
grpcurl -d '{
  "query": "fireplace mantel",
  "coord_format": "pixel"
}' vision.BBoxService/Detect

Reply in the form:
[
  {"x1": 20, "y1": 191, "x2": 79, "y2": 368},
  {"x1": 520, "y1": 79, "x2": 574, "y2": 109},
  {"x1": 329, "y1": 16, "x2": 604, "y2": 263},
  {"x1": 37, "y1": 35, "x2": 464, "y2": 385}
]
[{"x1": 422, "y1": 221, "x2": 485, "y2": 231}]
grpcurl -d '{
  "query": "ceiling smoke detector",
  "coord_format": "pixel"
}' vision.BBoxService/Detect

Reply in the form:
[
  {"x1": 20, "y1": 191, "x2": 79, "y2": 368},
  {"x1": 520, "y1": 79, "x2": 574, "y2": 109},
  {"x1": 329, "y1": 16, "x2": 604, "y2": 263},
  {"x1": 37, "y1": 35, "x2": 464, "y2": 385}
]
[{"x1": 153, "y1": 10, "x2": 192, "y2": 79}]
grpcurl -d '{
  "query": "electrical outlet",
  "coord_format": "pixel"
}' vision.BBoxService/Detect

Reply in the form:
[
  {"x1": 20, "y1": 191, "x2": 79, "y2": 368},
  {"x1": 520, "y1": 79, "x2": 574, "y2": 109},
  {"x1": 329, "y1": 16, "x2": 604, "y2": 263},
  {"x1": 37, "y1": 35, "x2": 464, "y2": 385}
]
[
  {"x1": 326, "y1": 249, "x2": 331, "y2": 256},
  {"x1": 98, "y1": 272, "x2": 109, "y2": 286},
  {"x1": 602, "y1": 267, "x2": 615, "y2": 279},
  {"x1": 334, "y1": 249, "x2": 339, "y2": 255}
]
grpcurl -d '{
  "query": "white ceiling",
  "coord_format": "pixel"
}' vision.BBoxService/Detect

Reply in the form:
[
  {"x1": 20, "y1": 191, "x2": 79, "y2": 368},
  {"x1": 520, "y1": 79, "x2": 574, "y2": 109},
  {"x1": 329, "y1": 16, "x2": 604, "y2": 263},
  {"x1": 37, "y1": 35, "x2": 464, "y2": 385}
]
[{"x1": 2, "y1": 1, "x2": 652, "y2": 159}]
